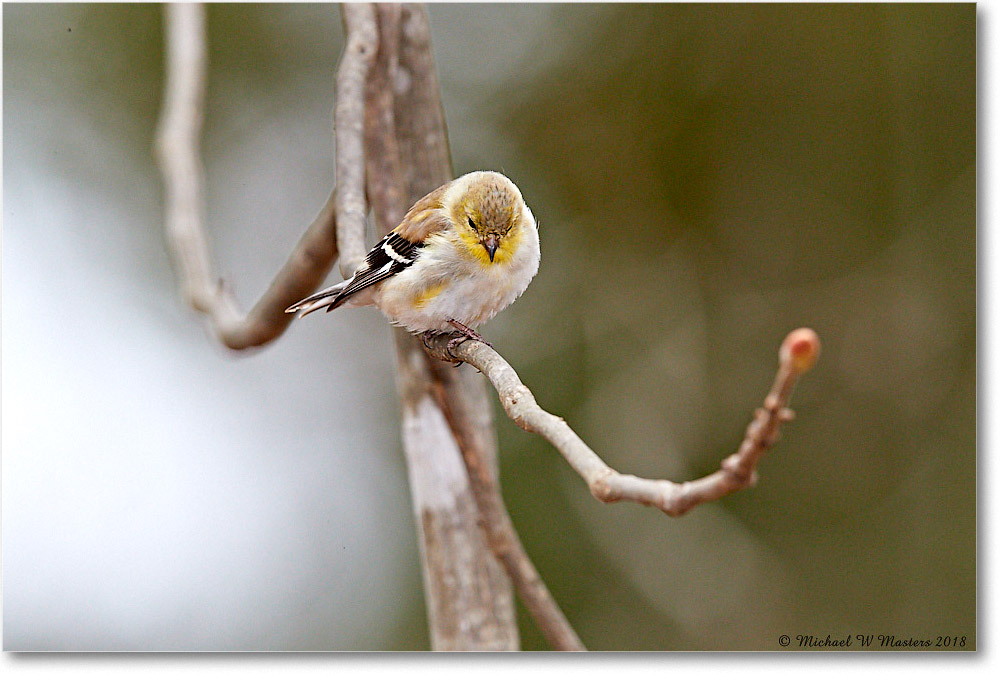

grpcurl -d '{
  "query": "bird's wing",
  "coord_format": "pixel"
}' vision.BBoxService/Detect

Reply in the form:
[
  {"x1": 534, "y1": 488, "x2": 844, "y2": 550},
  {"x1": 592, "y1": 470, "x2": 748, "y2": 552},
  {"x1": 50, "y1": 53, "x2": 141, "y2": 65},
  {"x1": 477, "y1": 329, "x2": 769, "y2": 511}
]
[
  {"x1": 285, "y1": 230, "x2": 423, "y2": 315},
  {"x1": 392, "y1": 182, "x2": 452, "y2": 242},
  {"x1": 287, "y1": 181, "x2": 454, "y2": 316},
  {"x1": 327, "y1": 232, "x2": 422, "y2": 306},
  {"x1": 329, "y1": 182, "x2": 454, "y2": 307}
]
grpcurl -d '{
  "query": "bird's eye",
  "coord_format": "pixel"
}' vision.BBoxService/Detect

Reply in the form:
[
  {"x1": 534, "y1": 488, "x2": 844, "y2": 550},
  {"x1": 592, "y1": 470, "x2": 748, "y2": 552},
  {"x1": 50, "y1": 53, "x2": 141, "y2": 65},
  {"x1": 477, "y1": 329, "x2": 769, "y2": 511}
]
[{"x1": 467, "y1": 216, "x2": 477, "y2": 230}]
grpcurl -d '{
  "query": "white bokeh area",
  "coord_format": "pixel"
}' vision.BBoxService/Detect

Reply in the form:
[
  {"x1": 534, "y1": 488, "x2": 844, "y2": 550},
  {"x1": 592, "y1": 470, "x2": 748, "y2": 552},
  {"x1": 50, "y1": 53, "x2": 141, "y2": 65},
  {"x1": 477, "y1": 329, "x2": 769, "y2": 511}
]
[{"x1": 3, "y1": 4, "x2": 420, "y2": 650}]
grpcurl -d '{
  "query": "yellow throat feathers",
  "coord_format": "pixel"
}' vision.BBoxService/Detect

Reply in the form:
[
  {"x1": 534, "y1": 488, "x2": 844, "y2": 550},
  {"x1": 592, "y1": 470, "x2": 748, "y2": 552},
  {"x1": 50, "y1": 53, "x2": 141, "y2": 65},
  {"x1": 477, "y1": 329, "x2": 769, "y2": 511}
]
[{"x1": 457, "y1": 224, "x2": 525, "y2": 266}]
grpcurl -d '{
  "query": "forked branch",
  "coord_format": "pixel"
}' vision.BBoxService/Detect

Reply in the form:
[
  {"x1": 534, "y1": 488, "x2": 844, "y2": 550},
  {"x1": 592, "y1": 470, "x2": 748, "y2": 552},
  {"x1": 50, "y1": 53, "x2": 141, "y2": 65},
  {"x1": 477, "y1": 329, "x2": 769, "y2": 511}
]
[
  {"x1": 157, "y1": 1, "x2": 822, "y2": 652},
  {"x1": 155, "y1": 3, "x2": 340, "y2": 350},
  {"x1": 423, "y1": 328, "x2": 821, "y2": 517}
]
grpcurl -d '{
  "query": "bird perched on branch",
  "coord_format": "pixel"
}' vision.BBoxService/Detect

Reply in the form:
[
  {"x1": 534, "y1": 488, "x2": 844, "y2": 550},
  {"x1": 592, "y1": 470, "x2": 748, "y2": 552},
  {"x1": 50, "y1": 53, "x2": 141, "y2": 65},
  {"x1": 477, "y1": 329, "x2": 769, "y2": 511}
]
[{"x1": 286, "y1": 171, "x2": 540, "y2": 343}]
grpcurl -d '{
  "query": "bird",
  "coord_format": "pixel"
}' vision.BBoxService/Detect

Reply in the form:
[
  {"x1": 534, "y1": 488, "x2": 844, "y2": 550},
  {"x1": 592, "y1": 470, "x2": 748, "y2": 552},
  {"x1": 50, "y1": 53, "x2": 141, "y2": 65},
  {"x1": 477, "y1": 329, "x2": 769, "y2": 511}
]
[{"x1": 285, "y1": 171, "x2": 540, "y2": 344}]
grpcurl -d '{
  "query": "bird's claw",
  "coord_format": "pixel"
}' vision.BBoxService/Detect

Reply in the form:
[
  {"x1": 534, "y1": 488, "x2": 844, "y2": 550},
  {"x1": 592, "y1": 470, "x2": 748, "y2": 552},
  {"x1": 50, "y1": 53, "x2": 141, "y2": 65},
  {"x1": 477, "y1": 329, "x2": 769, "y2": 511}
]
[
  {"x1": 422, "y1": 320, "x2": 492, "y2": 367},
  {"x1": 420, "y1": 331, "x2": 465, "y2": 366},
  {"x1": 446, "y1": 334, "x2": 469, "y2": 365},
  {"x1": 446, "y1": 319, "x2": 493, "y2": 349}
]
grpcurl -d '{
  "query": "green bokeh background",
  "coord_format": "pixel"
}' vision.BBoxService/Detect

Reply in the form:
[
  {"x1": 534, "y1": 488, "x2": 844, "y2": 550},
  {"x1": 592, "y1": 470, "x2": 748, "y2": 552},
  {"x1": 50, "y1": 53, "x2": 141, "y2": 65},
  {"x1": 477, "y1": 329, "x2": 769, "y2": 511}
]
[{"x1": 3, "y1": 3, "x2": 975, "y2": 650}]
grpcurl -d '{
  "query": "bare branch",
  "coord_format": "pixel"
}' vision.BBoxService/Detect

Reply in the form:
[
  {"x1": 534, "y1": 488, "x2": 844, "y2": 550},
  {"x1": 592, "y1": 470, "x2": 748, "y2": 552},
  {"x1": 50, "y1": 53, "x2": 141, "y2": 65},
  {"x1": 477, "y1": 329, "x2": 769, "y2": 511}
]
[
  {"x1": 336, "y1": 4, "x2": 378, "y2": 278},
  {"x1": 159, "y1": 1, "x2": 812, "y2": 651},
  {"x1": 155, "y1": 4, "x2": 219, "y2": 315},
  {"x1": 155, "y1": 3, "x2": 340, "y2": 350},
  {"x1": 393, "y1": 4, "x2": 453, "y2": 194},
  {"x1": 428, "y1": 359, "x2": 586, "y2": 651},
  {"x1": 363, "y1": 4, "x2": 406, "y2": 230},
  {"x1": 220, "y1": 188, "x2": 339, "y2": 348},
  {"x1": 424, "y1": 328, "x2": 821, "y2": 517},
  {"x1": 361, "y1": 4, "x2": 519, "y2": 650},
  {"x1": 370, "y1": 4, "x2": 579, "y2": 650}
]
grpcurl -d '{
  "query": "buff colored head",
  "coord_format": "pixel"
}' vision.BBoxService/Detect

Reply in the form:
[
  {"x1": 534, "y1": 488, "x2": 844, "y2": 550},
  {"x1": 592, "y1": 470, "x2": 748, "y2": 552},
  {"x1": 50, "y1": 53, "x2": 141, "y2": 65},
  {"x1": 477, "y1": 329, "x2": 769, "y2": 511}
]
[{"x1": 448, "y1": 172, "x2": 528, "y2": 264}]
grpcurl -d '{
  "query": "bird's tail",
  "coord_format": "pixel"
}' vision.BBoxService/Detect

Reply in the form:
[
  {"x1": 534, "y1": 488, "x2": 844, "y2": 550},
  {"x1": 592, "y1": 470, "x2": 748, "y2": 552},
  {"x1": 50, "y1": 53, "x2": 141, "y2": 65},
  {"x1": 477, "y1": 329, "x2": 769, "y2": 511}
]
[{"x1": 285, "y1": 279, "x2": 351, "y2": 317}]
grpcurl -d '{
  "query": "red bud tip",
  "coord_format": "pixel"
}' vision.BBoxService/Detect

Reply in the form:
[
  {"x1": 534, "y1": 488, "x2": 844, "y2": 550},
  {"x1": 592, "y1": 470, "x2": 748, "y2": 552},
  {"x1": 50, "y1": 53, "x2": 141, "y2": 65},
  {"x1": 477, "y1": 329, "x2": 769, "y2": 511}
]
[{"x1": 780, "y1": 328, "x2": 820, "y2": 373}]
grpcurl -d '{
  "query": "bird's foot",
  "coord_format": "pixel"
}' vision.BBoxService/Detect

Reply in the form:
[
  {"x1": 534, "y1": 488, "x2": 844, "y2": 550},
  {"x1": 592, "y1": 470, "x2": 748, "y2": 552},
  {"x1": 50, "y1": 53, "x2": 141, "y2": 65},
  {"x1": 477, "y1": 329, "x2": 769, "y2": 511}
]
[{"x1": 447, "y1": 319, "x2": 493, "y2": 349}]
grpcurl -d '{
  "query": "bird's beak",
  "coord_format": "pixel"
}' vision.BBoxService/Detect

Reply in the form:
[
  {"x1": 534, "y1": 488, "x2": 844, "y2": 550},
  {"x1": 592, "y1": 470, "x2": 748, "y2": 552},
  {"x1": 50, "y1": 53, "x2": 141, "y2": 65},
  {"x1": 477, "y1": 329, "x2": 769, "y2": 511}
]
[{"x1": 482, "y1": 233, "x2": 499, "y2": 262}]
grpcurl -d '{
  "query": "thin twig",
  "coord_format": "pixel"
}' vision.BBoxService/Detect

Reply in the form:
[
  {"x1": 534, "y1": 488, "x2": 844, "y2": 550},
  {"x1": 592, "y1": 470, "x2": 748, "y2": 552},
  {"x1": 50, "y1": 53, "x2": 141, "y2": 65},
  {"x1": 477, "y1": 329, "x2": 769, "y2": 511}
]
[
  {"x1": 336, "y1": 4, "x2": 378, "y2": 278},
  {"x1": 155, "y1": 4, "x2": 219, "y2": 315},
  {"x1": 220, "y1": 188, "x2": 339, "y2": 348},
  {"x1": 424, "y1": 328, "x2": 821, "y2": 517},
  {"x1": 155, "y1": 3, "x2": 340, "y2": 350}
]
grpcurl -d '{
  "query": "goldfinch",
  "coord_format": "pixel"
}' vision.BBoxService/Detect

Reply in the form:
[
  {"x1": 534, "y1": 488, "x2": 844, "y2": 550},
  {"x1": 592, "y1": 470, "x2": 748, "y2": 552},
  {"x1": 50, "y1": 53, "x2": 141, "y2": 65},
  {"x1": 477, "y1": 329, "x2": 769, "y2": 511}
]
[{"x1": 286, "y1": 171, "x2": 540, "y2": 338}]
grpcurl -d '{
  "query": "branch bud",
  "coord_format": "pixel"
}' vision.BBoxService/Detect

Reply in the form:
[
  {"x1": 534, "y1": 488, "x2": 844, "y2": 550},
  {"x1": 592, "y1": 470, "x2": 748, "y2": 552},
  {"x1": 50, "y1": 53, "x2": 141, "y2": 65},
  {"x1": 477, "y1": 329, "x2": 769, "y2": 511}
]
[{"x1": 780, "y1": 327, "x2": 821, "y2": 373}]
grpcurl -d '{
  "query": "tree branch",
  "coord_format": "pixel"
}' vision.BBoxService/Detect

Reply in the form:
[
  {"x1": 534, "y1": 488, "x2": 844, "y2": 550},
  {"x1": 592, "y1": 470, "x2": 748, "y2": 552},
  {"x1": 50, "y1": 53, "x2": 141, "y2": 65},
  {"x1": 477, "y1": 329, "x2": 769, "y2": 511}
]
[
  {"x1": 361, "y1": 3, "x2": 519, "y2": 650},
  {"x1": 427, "y1": 358, "x2": 585, "y2": 651},
  {"x1": 336, "y1": 4, "x2": 377, "y2": 278},
  {"x1": 155, "y1": 3, "x2": 340, "y2": 350},
  {"x1": 157, "y1": 1, "x2": 815, "y2": 652},
  {"x1": 423, "y1": 328, "x2": 821, "y2": 517},
  {"x1": 384, "y1": 2, "x2": 583, "y2": 651}
]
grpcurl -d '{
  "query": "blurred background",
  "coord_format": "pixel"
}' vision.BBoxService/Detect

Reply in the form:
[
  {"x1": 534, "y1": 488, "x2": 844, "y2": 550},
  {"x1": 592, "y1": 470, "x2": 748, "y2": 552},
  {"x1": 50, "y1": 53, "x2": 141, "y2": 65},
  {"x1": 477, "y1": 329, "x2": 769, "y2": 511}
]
[{"x1": 3, "y1": 3, "x2": 975, "y2": 650}]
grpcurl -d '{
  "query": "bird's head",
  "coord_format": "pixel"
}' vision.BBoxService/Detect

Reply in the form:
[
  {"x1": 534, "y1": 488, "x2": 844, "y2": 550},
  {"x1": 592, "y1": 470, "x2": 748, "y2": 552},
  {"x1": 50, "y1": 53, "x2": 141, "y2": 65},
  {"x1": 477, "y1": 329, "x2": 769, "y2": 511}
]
[{"x1": 449, "y1": 172, "x2": 528, "y2": 265}]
